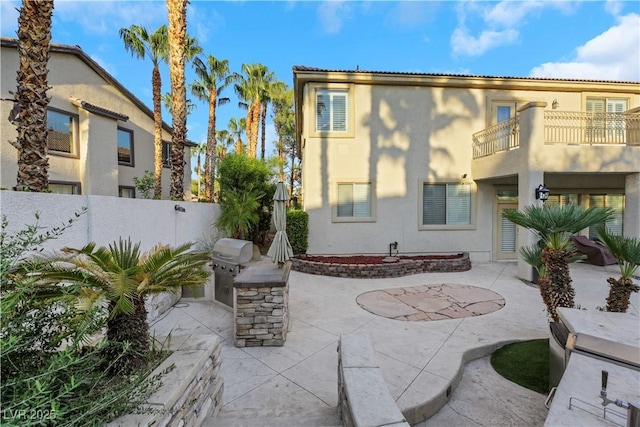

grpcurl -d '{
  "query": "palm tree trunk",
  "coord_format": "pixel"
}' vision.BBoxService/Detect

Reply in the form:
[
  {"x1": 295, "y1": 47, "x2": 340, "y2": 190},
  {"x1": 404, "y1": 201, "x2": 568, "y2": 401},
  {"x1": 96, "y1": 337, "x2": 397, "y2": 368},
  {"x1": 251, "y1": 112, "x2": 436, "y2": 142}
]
[
  {"x1": 251, "y1": 102, "x2": 261, "y2": 158},
  {"x1": 542, "y1": 248, "x2": 575, "y2": 321},
  {"x1": 106, "y1": 296, "x2": 150, "y2": 374},
  {"x1": 196, "y1": 152, "x2": 201, "y2": 199},
  {"x1": 13, "y1": 0, "x2": 54, "y2": 192},
  {"x1": 260, "y1": 103, "x2": 267, "y2": 159},
  {"x1": 606, "y1": 277, "x2": 638, "y2": 312},
  {"x1": 205, "y1": 89, "x2": 217, "y2": 202},
  {"x1": 236, "y1": 137, "x2": 243, "y2": 155},
  {"x1": 152, "y1": 65, "x2": 163, "y2": 199},
  {"x1": 167, "y1": 0, "x2": 188, "y2": 201}
]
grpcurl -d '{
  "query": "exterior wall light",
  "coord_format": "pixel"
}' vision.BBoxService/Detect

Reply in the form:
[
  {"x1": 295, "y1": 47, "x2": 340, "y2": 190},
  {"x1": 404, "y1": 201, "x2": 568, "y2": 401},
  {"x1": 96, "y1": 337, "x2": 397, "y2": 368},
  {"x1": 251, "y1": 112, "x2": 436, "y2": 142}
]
[
  {"x1": 174, "y1": 205, "x2": 186, "y2": 212},
  {"x1": 535, "y1": 184, "x2": 550, "y2": 202},
  {"x1": 552, "y1": 99, "x2": 559, "y2": 109}
]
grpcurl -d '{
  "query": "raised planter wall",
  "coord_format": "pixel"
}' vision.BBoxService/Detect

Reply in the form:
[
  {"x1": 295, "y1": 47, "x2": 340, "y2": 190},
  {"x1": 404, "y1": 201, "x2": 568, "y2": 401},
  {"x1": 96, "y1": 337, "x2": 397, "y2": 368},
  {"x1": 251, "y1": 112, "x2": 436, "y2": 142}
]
[
  {"x1": 292, "y1": 253, "x2": 471, "y2": 279},
  {"x1": 338, "y1": 333, "x2": 410, "y2": 427},
  {"x1": 108, "y1": 335, "x2": 223, "y2": 427}
]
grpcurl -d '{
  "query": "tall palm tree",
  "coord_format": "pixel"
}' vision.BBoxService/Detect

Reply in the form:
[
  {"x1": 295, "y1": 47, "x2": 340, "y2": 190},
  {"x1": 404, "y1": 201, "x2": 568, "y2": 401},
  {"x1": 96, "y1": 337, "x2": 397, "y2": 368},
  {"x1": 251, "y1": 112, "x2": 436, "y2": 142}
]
[
  {"x1": 596, "y1": 225, "x2": 640, "y2": 313},
  {"x1": 161, "y1": 92, "x2": 196, "y2": 115},
  {"x1": 503, "y1": 204, "x2": 613, "y2": 321},
  {"x1": 191, "y1": 142, "x2": 206, "y2": 200},
  {"x1": 167, "y1": 0, "x2": 190, "y2": 200},
  {"x1": 11, "y1": 0, "x2": 54, "y2": 192},
  {"x1": 190, "y1": 55, "x2": 236, "y2": 202},
  {"x1": 228, "y1": 117, "x2": 247, "y2": 155},
  {"x1": 234, "y1": 63, "x2": 273, "y2": 158},
  {"x1": 271, "y1": 83, "x2": 295, "y2": 183},
  {"x1": 33, "y1": 239, "x2": 210, "y2": 373},
  {"x1": 120, "y1": 25, "x2": 168, "y2": 199}
]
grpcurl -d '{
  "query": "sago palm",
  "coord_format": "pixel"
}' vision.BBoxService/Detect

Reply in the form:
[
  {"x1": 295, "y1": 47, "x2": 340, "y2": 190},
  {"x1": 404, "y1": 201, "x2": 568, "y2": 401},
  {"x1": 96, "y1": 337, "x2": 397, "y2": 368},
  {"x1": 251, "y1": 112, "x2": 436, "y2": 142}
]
[
  {"x1": 503, "y1": 204, "x2": 613, "y2": 321},
  {"x1": 596, "y1": 225, "x2": 640, "y2": 313},
  {"x1": 35, "y1": 239, "x2": 210, "y2": 373}
]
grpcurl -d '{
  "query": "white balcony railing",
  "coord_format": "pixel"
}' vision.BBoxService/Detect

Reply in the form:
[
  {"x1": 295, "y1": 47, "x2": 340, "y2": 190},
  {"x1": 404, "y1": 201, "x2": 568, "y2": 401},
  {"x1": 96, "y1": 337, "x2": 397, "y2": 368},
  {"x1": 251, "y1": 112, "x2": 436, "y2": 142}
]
[
  {"x1": 544, "y1": 111, "x2": 640, "y2": 145},
  {"x1": 472, "y1": 116, "x2": 519, "y2": 158},
  {"x1": 472, "y1": 111, "x2": 640, "y2": 159}
]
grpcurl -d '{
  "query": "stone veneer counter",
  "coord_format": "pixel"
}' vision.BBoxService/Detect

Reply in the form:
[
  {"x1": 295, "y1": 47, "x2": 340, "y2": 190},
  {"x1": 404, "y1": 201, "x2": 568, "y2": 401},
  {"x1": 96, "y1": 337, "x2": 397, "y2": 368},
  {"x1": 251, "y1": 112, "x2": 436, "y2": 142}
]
[{"x1": 233, "y1": 262, "x2": 291, "y2": 347}]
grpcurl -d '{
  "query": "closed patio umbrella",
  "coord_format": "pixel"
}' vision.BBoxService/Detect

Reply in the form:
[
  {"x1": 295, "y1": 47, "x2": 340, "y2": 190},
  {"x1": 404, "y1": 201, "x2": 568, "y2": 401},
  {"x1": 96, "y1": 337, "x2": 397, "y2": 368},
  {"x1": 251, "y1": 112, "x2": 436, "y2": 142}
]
[{"x1": 267, "y1": 182, "x2": 294, "y2": 267}]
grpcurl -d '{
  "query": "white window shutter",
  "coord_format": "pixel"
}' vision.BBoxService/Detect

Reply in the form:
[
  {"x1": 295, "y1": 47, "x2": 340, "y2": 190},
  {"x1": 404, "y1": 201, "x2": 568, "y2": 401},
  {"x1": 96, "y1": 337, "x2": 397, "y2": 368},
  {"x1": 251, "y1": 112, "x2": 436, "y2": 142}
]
[
  {"x1": 316, "y1": 92, "x2": 330, "y2": 131},
  {"x1": 337, "y1": 184, "x2": 353, "y2": 217},
  {"x1": 423, "y1": 184, "x2": 446, "y2": 224},
  {"x1": 353, "y1": 183, "x2": 371, "y2": 217},
  {"x1": 332, "y1": 94, "x2": 347, "y2": 131},
  {"x1": 447, "y1": 184, "x2": 471, "y2": 225}
]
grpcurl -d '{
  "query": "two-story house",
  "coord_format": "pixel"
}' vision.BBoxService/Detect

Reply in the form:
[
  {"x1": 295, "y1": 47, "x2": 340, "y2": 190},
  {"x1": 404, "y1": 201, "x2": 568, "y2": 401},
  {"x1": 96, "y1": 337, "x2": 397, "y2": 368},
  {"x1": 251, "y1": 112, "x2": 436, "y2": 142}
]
[
  {"x1": 1, "y1": 38, "x2": 192, "y2": 199},
  {"x1": 293, "y1": 66, "x2": 640, "y2": 280}
]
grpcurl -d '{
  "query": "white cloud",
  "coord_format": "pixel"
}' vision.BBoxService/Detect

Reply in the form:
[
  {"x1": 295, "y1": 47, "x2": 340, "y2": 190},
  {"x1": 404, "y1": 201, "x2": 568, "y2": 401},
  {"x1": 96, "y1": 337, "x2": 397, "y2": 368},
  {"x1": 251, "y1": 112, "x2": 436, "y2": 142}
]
[
  {"x1": 605, "y1": 0, "x2": 623, "y2": 17},
  {"x1": 530, "y1": 13, "x2": 640, "y2": 81},
  {"x1": 54, "y1": 1, "x2": 166, "y2": 36},
  {"x1": 451, "y1": 27, "x2": 518, "y2": 56},
  {"x1": 317, "y1": 1, "x2": 351, "y2": 35},
  {"x1": 451, "y1": 0, "x2": 580, "y2": 57},
  {"x1": 187, "y1": 4, "x2": 225, "y2": 44}
]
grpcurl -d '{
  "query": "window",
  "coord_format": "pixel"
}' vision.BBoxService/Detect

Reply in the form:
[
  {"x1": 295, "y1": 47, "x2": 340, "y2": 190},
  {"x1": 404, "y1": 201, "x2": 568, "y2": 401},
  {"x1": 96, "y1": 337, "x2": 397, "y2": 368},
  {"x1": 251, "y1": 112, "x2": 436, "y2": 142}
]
[
  {"x1": 47, "y1": 109, "x2": 77, "y2": 155},
  {"x1": 545, "y1": 193, "x2": 580, "y2": 207},
  {"x1": 422, "y1": 183, "x2": 471, "y2": 226},
  {"x1": 586, "y1": 98, "x2": 628, "y2": 143},
  {"x1": 117, "y1": 128, "x2": 134, "y2": 166},
  {"x1": 337, "y1": 183, "x2": 371, "y2": 218},
  {"x1": 162, "y1": 141, "x2": 171, "y2": 167},
  {"x1": 49, "y1": 181, "x2": 80, "y2": 195},
  {"x1": 119, "y1": 186, "x2": 135, "y2": 198},
  {"x1": 316, "y1": 89, "x2": 348, "y2": 132},
  {"x1": 589, "y1": 194, "x2": 624, "y2": 238}
]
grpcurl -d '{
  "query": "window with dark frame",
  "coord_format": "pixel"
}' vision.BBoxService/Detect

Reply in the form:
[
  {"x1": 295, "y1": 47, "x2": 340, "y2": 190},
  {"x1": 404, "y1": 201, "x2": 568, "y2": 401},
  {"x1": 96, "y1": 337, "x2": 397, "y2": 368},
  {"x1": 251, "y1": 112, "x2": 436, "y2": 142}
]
[
  {"x1": 118, "y1": 186, "x2": 136, "y2": 198},
  {"x1": 48, "y1": 181, "x2": 81, "y2": 195},
  {"x1": 47, "y1": 109, "x2": 77, "y2": 155},
  {"x1": 117, "y1": 128, "x2": 134, "y2": 166},
  {"x1": 162, "y1": 141, "x2": 171, "y2": 167}
]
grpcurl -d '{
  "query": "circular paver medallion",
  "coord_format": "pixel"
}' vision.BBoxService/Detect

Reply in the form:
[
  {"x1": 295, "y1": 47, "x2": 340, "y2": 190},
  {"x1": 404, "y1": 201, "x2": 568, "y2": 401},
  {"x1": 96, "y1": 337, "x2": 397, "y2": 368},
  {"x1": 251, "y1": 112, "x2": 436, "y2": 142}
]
[{"x1": 356, "y1": 284, "x2": 505, "y2": 321}]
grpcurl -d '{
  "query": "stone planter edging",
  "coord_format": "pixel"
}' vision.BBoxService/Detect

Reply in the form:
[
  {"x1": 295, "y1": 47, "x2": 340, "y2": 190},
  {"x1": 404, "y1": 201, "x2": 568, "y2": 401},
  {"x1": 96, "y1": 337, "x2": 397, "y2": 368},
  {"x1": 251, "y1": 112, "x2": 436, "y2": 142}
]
[
  {"x1": 292, "y1": 252, "x2": 471, "y2": 278},
  {"x1": 107, "y1": 334, "x2": 223, "y2": 427}
]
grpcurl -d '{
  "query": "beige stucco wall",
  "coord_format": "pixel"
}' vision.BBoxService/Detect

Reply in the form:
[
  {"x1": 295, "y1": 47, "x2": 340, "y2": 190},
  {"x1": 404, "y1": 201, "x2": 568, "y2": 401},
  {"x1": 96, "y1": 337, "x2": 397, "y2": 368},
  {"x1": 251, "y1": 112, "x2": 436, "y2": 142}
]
[
  {"x1": 298, "y1": 74, "x2": 640, "y2": 262},
  {"x1": 1, "y1": 45, "x2": 191, "y2": 199}
]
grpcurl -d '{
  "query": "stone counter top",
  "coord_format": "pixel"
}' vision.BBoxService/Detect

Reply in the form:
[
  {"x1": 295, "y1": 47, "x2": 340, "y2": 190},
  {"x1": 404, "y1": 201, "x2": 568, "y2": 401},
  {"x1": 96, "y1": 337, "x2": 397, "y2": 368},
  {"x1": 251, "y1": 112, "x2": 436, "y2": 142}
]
[
  {"x1": 544, "y1": 353, "x2": 640, "y2": 426},
  {"x1": 234, "y1": 261, "x2": 291, "y2": 288},
  {"x1": 558, "y1": 308, "x2": 640, "y2": 348}
]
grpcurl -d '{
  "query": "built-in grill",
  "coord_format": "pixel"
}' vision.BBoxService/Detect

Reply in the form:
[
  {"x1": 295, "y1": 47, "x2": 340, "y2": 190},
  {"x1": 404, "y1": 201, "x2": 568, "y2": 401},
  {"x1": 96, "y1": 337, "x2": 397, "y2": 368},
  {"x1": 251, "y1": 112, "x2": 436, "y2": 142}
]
[{"x1": 211, "y1": 238, "x2": 254, "y2": 307}]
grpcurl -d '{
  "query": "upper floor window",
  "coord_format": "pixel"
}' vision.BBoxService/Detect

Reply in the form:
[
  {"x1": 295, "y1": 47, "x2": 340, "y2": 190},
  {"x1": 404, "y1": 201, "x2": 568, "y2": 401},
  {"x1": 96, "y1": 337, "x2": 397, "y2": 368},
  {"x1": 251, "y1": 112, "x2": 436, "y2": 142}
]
[
  {"x1": 422, "y1": 183, "x2": 472, "y2": 226},
  {"x1": 117, "y1": 128, "x2": 134, "y2": 166},
  {"x1": 316, "y1": 89, "x2": 348, "y2": 132},
  {"x1": 47, "y1": 109, "x2": 78, "y2": 156},
  {"x1": 586, "y1": 98, "x2": 628, "y2": 143}
]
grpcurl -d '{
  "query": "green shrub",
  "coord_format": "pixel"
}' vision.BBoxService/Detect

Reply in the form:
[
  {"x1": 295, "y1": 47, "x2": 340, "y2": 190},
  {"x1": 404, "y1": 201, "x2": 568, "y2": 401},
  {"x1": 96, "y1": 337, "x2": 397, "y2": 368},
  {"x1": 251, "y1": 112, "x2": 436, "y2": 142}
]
[
  {"x1": 217, "y1": 155, "x2": 276, "y2": 242},
  {"x1": 133, "y1": 170, "x2": 155, "y2": 199},
  {"x1": 1, "y1": 214, "x2": 166, "y2": 426},
  {"x1": 287, "y1": 209, "x2": 308, "y2": 255}
]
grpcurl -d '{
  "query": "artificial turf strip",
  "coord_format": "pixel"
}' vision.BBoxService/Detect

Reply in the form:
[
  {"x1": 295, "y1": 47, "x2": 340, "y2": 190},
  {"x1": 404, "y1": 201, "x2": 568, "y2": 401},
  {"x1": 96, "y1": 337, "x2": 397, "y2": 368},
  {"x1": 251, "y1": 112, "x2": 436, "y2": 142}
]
[{"x1": 490, "y1": 338, "x2": 550, "y2": 394}]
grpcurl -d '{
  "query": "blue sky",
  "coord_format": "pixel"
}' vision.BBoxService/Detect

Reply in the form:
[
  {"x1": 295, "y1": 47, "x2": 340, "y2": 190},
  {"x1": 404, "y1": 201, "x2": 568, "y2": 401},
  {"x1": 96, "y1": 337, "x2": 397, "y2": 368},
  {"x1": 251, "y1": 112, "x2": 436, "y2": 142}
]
[{"x1": 2, "y1": 1, "x2": 639, "y2": 167}]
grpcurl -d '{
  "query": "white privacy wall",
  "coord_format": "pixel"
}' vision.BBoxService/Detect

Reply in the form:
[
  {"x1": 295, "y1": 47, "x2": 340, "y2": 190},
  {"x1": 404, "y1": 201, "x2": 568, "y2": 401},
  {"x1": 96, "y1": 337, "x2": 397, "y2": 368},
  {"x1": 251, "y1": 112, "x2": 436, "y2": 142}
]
[{"x1": 0, "y1": 191, "x2": 221, "y2": 253}]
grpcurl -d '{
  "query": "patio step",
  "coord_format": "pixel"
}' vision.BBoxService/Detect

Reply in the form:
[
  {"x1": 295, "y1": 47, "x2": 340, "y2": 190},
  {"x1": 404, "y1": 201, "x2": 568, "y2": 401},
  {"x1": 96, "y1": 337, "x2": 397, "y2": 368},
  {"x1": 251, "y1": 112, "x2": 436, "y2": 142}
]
[{"x1": 208, "y1": 406, "x2": 341, "y2": 426}]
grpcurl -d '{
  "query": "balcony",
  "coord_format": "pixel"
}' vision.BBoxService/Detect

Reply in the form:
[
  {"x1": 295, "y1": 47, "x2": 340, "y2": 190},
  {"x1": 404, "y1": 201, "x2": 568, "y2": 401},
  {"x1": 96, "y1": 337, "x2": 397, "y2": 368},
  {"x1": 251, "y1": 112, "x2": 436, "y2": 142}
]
[{"x1": 473, "y1": 110, "x2": 640, "y2": 159}]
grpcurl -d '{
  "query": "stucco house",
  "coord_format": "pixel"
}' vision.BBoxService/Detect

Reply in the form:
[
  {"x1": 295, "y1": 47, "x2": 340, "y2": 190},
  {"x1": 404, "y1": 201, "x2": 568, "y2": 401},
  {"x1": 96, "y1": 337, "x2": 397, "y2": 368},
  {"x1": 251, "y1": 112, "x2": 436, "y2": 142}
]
[
  {"x1": 1, "y1": 38, "x2": 192, "y2": 199},
  {"x1": 293, "y1": 66, "x2": 640, "y2": 280}
]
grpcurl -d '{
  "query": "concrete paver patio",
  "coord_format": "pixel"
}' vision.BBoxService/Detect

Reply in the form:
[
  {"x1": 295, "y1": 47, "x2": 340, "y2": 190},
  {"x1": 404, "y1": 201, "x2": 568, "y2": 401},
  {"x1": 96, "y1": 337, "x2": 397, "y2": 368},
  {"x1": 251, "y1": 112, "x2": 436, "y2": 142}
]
[{"x1": 150, "y1": 261, "x2": 638, "y2": 426}]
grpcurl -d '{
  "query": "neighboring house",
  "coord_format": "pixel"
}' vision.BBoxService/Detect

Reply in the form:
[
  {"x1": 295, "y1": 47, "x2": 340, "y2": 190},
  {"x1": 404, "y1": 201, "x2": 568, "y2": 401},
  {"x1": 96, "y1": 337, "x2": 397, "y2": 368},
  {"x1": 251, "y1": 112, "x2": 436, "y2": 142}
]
[
  {"x1": 1, "y1": 38, "x2": 192, "y2": 199},
  {"x1": 293, "y1": 66, "x2": 640, "y2": 280}
]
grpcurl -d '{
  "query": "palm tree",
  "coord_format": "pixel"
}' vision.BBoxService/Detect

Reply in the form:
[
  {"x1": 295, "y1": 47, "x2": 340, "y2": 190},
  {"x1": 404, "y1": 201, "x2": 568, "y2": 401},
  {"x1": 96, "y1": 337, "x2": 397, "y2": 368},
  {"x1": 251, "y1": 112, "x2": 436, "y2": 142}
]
[
  {"x1": 120, "y1": 25, "x2": 168, "y2": 199},
  {"x1": 167, "y1": 0, "x2": 189, "y2": 200},
  {"x1": 33, "y1": 238, "x2": 210, "y2": 373},
  {"x1": 271, "y1": 83, "x2": 295, "y2": 183},
  {"x1": 596, "y1": 225, "x2": 640, "y2": 313},
  {"x1": 191, "y1": 142, "x2": 206, "y2": 200},
  {"x1": 216, "y1": 187, "x2": 262, "y2": 239},
  {"x1": 190, "y1": 55, "x2": 236, "y2": 202},
  {"x1": 161, "y1": 92, "x2": 196, "y2": 115},
  {"x1": 228, "y1": 117, "x2": 247, "y2": 155},
  {"x1": 11, "y1": 0, "x2": 54, "y2": 192},
  {"x1": 503, "y1": 204, "x2": 613, "y2": 321},
  {"x1": 234, "y1": 63, "x2": 273, "y2": 158}
]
